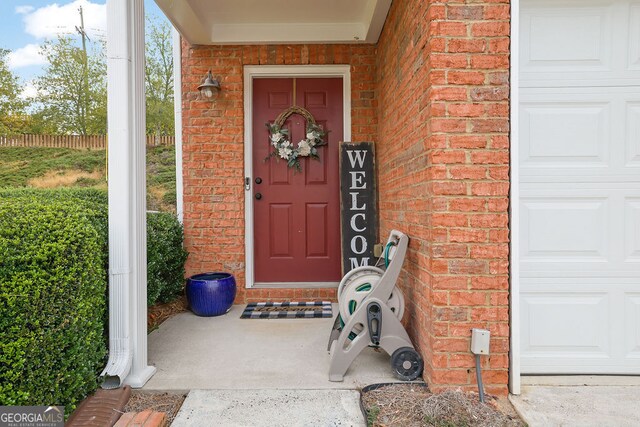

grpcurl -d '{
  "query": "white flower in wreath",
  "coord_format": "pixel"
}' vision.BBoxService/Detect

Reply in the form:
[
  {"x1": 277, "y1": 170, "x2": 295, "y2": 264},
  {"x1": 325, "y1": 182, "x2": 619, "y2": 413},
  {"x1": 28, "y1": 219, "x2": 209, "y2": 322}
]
[
  {"x1": 278, "y1": 146, "x2": 292, "y2": 160},
  {"x1": 297, "y1": 139, "x2": 312, "y2": 156},
  {"x1": 271, "y1": 132, "x2": 283, "y2": 143}
]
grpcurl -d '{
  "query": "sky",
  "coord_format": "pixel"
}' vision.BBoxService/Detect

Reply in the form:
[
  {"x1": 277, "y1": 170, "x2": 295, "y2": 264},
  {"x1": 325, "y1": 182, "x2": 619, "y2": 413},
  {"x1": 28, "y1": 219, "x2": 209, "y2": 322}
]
[{"x1": 0, "y1": 0, "x2": 167, "y2": 98}]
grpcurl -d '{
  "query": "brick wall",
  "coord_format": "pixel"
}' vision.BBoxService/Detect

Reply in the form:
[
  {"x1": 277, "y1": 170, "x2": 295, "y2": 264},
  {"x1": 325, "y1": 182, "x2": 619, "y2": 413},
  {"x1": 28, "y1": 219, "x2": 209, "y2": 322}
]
[
  {"x1": 181, "y1": 0, "x2": 511, "y2": 392},
  {"x1": 181, "y1": 43, "x2": 377, "y2": 303},
  {"x1": 375, "y1": 0, "x2": 511, "y2": 394}
]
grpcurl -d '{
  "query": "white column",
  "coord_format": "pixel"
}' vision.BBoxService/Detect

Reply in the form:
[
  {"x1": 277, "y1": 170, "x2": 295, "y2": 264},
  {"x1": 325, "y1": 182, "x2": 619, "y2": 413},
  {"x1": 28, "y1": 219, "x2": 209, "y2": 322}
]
[
  {"x1": 102, "y1": 0, "x2": 155, "y2": 389},
  {"x1": 172, "y1": 29, "x2": 184, "y2": 224}
]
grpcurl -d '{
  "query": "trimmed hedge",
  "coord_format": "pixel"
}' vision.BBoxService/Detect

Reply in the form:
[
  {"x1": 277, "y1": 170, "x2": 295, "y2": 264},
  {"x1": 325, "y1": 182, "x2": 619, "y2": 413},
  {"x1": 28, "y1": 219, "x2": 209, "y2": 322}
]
[
  {"x1": 0, "y1": 188, "x2": 188, "y2": 306},
  {"x1": 147, "y1": 212, "x2": 188, "y2": 305},
  {"x1": 0, "y1": 198, "x2": 106, "y2": 411},
  {"x1": 0, "y1": 188, "x2": 188, "y2": 411}
]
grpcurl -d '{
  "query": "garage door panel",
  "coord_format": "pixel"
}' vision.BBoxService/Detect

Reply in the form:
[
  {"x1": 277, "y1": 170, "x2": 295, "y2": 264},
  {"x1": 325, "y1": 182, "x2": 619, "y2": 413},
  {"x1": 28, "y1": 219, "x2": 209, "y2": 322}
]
[
  {"x1": 625, "y1": 101, "x2": 640, "y2": 166},
  {"x1": 625, "y1": 199, "x2": 640, "y2": 262},
  {"x1": 520, "y1": 101, "x2": 610, "y2": 167},
  {"x1": 521, "y1": 291, "x2": 610, "y2": 356},
  {"x1": 628, "y1": 5, "x2": 640, "y2": 70},
  {"x1": 521, "y1": 3, "x2": 612, "y2": 73},
  {"x1": 520, "y1": 197, "x2": 609, "y2": 262},
  {"x1": 521, "y1": 0, "x2": 640, "y2": 87},
  {"x1": 626, "y1": 294, "x2": 640, "y2": 357},
  {"x1": 520, "y1": 88, "x2": 640, "y2": 173}
]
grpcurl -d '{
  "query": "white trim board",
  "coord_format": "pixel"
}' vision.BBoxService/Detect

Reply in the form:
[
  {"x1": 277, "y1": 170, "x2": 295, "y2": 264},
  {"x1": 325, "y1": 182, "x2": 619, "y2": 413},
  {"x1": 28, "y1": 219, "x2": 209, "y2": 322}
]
[
  {"x1": 509, "y1": 0, "x2": 521, "y2": 396},
  {"x1": 242, "y1": 65, "x2": 352, "y2": 289}
]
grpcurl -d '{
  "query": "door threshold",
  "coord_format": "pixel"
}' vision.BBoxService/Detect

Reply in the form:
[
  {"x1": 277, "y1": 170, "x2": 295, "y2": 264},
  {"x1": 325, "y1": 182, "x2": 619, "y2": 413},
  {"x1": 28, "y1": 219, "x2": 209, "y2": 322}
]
[{"x1": 253, "y1": 282, "x2": 339, "y2": 289}]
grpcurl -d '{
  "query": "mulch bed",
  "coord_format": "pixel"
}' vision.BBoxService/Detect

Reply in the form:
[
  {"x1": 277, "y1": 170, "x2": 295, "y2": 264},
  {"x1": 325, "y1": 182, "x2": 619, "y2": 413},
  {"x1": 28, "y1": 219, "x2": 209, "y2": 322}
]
[
  {"x1": 123, "y1": 391, "x2": 187, "y2": 425},
  {"x1": 148, "y1": 295, "x2": 188, "y2": 331},
  {"x1": 361, "y1": 384, "x2": 525, "y2": 427}
]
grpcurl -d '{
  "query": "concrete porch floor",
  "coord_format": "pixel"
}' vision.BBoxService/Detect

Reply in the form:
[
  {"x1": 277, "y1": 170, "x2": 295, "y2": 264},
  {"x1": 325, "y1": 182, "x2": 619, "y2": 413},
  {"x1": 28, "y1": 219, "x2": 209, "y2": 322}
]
[{"x1": 144, "y1": 304, "x2": 398, "y2": 390}]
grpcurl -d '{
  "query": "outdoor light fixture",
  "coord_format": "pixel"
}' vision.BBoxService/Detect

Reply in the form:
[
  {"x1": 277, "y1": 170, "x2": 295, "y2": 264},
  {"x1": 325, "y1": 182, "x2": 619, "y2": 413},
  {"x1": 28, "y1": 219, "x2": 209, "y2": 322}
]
[{"x1": 198, "y1": 70, "x2": 220, "y2": 99}]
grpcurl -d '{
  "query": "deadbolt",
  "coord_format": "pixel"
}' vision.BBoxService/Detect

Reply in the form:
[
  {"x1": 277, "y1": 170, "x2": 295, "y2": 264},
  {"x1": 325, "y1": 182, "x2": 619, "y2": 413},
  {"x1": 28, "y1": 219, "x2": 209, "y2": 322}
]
[{"x1": 255, "y1": 177, "x2": 262, "y2": 184}]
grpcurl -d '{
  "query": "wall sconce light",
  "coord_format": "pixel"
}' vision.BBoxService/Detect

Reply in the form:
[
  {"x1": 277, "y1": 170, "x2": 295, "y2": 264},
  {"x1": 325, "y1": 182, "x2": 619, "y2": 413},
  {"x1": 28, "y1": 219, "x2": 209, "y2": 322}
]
[{"x1": 198, "y1": 70, "x2": 220, "y2": 99}]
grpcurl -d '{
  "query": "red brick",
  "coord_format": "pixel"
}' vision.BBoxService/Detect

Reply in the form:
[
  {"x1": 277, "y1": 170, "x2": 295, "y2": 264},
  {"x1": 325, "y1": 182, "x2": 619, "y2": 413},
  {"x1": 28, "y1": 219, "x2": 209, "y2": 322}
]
[
  {"x1": 471, "y1": 119, "x2": 509, "y2": 133},
  {"x1": 448, "y1": 39, "x2": 487, "y2": 53},
  {"x1": 484, "y1": 5, "x2": 510, "y2": 20},
  {"x1": 449, "y1": 260, "x2": 489, "y2": 275},
  {"x1": 471, "y1": 54, "x2": 510, "y2": 69},
  {"x1": 470, "y1": 182, "x2": 510, "y2": 196},
  {"x1": 450, "y1": 229, "x2": 487, "y2": 243},
  {"x1": 470, "y1": 87, "x2": 509, "y2": 102},
  {"x1": 449, "y1": 135, "x2": 487, "y2": 149},
  {"x1": 470, "y1": 244, "x2": 509, "y2": 259},
  {"x1": 432, "y1": 182, "x2": 467, "y2": 195},
  {"x1": 430, "y1": 150, "x2": 467, "y2": 163},
  {"x1": 432, "y1": 213, "x2": 469, "y2": 227},
  {"x1": 449, "y1": 166, "x2": 487, "y2": 180},
  {"x1": 450, "y1": 290, "x2": 488, "y2": 306},
  {"x1": 431, "y1": 86, "x2": 468, "y2": 101},
  {"x1": 471, "y1": 22, "x2": 510, "y2": 37},
  {"x1": 447, "y1": 6, "x2": 484, "y2": 20},
  {"x1": 449, "y1": 198, "x2": 487, "y2": 212},
  {"x1": 448, "y1": 103, "x2": 484, "y2": 117}
]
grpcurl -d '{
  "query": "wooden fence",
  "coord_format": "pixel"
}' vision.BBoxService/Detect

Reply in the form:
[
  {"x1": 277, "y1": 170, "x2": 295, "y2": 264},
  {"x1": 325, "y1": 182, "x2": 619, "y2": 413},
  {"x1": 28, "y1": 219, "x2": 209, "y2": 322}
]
[{"x1": 0, "y1": 134, "x2": 175, "y2": 149}]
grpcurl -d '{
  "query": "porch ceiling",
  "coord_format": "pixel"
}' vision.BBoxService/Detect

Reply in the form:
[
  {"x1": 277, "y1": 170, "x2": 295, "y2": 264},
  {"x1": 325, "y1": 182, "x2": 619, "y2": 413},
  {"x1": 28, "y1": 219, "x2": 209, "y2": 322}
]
[{"x1": 154, "y1": 0, "x2": 392, "y2": 45}]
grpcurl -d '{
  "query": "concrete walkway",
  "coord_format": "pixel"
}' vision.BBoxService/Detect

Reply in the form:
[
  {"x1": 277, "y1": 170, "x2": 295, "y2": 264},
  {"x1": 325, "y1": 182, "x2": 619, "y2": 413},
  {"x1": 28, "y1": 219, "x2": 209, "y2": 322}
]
[
  {"x1": 510, "y1": 377, "x2": 640, "y2": 427},
  {"x1": 145, "y1": 304, "x2": 397, "y2": 390},
  {"x1": 172, "y1": 389, "x2": 363, "y2": 427},
  {"x1": 146, "y1": 305, "x2": 393, "y2": 425}
]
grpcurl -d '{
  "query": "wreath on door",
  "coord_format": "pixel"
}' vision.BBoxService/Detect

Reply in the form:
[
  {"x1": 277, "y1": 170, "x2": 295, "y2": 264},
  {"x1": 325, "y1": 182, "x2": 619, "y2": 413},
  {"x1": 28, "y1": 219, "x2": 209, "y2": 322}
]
[{"x1": 266, "y1": 106, "x2": 327, "y2": 172}]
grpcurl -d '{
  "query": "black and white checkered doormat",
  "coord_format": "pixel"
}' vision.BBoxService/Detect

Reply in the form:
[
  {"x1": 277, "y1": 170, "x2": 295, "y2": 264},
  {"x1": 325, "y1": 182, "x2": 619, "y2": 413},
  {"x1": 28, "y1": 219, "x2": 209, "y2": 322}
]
[{"x1": 240, "y1": 301, "x2": 332, "y2": 319}]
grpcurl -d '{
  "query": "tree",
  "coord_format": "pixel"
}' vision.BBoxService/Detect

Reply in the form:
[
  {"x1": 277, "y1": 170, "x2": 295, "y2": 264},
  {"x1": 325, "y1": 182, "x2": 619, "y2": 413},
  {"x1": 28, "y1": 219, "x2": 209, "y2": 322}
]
[
  {"x1": 33, "y1": 36, "x2": 107, "y2": 135},
  {"x1": 0, "y1": 49, "x2": 28, "y2": 135},
  {"x1": 145, "y1": 18, "x2": 174, "y2": 138}
]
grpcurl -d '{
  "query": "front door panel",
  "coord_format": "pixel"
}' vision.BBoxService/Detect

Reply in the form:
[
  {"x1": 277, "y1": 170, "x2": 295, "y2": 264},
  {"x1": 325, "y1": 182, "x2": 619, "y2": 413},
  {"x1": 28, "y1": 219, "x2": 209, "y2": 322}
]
[{"x1": 252, "y1": 78, "x2": 343, "y2": 283}]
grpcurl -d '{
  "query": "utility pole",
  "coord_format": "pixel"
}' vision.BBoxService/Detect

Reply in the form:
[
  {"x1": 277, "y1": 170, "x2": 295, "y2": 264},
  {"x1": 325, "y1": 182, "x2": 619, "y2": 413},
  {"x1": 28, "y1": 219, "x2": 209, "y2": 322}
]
[{"x1": 75, "y1": 5, "x2": 90, "y2": 134}]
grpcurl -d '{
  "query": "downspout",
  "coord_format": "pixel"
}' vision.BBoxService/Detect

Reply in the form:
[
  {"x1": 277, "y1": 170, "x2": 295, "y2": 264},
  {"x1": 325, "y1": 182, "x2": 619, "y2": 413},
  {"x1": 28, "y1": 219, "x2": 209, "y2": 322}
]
[
  {"x1": 172, "y1": 28, "x2": 184, "y2": 224},
  {"x1": 102, "y1": 0, "x2": 133, "y2": 388}
]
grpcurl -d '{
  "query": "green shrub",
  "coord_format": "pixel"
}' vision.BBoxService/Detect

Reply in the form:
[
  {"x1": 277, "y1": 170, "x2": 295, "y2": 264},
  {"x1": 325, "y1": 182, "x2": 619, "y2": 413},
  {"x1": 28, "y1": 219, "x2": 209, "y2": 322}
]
[
  {"x1": 0, "y1": 188, "x2": 188, "y2": 306},
  {"x1": 0, "y1": 189, "x2": 187, "y2": 412},
  {"x1": 147, "y1": 212, "x2": 188, "y2": 305},
  {"x1": 0, "y1": 199, "x2": 106, "y2": 412}
]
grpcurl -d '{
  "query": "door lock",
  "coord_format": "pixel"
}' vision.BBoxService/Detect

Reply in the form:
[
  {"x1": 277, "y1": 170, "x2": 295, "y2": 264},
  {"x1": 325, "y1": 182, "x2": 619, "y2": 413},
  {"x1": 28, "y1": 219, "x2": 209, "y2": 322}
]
[{"x1": 255, "y1": 192, "x2": 262, "y2": 200}]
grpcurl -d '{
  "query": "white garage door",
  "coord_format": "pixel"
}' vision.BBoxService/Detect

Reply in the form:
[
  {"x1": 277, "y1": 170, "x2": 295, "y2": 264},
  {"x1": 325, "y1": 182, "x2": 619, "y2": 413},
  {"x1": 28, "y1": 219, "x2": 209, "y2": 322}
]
[{"x1": 519, "y1": 0, "x2": 640, "y2": 373}]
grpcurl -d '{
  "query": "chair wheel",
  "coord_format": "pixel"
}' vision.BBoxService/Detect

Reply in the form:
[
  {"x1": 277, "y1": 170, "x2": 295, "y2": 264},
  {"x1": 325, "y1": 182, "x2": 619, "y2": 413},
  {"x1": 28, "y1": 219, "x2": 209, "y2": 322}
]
[{"x1": 391, "y1": 347, "x2": 423, "y2": 381}]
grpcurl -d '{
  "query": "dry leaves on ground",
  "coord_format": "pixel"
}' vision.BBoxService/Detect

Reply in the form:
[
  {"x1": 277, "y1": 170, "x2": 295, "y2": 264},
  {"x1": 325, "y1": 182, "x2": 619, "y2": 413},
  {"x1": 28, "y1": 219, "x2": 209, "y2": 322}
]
[
  {"x1": 362, "y1": 384, "x2": 526, "y2": 427},
  {"x1": 147, "y1": 295, "x2": 188, "y2": 331},
  {"x1": 124, "y1": 391, "x2": 186, "y2": 425}
]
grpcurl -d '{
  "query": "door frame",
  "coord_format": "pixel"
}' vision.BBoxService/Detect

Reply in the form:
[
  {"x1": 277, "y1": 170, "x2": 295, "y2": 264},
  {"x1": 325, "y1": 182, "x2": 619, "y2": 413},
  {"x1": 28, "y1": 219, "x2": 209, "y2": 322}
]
[{"x1": 243, "y1": 65, "x2": 352, "y2": 289}]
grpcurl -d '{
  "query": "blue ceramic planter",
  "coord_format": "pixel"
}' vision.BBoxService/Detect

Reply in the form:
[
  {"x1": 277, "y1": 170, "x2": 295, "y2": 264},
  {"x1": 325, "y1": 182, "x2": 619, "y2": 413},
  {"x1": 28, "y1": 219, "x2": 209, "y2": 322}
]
[{"x1": 186, "y1": 272, "x2": 236, "y2": 316}]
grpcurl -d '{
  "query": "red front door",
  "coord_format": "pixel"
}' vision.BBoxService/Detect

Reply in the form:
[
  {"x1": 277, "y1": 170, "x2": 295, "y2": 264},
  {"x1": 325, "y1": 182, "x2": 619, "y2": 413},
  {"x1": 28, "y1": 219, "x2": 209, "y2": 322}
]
[{"x1": 252, "y1": 77, "x2": 343, "y2": 283}]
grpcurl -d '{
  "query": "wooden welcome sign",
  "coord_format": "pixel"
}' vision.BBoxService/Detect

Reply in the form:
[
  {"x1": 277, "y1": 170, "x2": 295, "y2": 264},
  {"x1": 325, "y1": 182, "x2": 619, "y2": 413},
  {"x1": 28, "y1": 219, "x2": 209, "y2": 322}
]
[{"x1": 339, "y1": 142, "x2": 378, "y2": 275}]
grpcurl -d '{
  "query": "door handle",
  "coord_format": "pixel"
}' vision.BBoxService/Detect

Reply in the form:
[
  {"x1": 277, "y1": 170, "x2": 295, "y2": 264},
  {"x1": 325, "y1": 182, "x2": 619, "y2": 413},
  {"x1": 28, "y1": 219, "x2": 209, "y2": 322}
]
[{"x1": 255, "y1": 193, "x2": 262, "y2": 200}]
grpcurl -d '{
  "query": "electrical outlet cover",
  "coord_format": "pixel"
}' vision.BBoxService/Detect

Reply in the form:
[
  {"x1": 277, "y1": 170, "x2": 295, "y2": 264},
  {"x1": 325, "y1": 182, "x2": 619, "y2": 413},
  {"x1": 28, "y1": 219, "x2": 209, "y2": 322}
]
[{"x1": 470, "y1": 328, "x2": 490, "y2": 355}]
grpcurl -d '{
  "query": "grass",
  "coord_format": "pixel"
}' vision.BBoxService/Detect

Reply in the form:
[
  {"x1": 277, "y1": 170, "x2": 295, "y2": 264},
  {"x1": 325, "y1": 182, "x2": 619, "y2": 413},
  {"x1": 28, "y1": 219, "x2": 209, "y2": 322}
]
[{"x1": 0, "y1": 145, "x2": 177, "y2": 212}]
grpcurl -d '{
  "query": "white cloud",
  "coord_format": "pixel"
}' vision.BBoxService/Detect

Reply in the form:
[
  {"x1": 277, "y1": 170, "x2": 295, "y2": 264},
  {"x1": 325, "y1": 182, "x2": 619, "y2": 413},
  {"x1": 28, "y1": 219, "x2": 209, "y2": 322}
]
[
  {"x1": 21, "y1": 0, "x2": 106, "y2": 40},
  {"x1": 7, "y1": 44, "x2": 46, "y2": 69},
  {"x1": 15, "y1": 5, "x2": 35, "y2": 15},
  {"x1": 19, "y1": 81, "x2": 39, "y2": 100}
]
